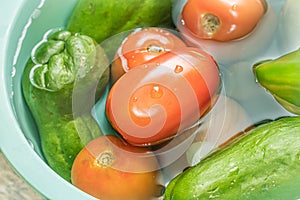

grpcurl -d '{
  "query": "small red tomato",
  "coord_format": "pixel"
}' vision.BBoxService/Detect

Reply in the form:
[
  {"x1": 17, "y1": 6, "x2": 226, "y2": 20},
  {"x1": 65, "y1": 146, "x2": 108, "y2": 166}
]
[
  {"x1": 111, "y1": 27, "x2": 187, "y2": 83},
  {"x1": 71, "y1": 135, "x2": 161, "y2": 200},
  {"x1": 181, "y1": 0, "x2": 267, "y2": 41},
  {"x1": 106, "y1": 47, "x2": 221, "y2": 146}
]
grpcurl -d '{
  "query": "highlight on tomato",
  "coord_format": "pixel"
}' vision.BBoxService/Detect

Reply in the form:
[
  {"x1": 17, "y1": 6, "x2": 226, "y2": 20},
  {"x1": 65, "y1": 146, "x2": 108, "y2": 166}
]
[
  {"x1": 181, "y1": 0, "x2": 268, "y2": 41},
  {"x1": 106, "y1": 47, "x2": 221, "y2": 146},
  {"x1": 111, "y1": 27, "x2": 187, "y2": 83},
  {"x1": 71, "y1": 135, "x2": 162, "y2": 200}
]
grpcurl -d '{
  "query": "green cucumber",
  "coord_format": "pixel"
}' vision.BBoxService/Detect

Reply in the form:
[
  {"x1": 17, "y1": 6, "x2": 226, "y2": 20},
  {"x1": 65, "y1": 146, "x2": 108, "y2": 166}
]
[
  {"x1": 67, "y1": 0, "x2": 174, "y2": 44},
  {"x1": 164, "y1": 116, "x2": 300, "y2": 200}
]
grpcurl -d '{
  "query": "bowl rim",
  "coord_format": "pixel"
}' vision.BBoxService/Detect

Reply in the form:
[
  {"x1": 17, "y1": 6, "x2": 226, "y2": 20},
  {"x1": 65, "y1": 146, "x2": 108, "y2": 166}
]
[{"x1": 0, "y1": 0, "x2": 96, "y2": 199}]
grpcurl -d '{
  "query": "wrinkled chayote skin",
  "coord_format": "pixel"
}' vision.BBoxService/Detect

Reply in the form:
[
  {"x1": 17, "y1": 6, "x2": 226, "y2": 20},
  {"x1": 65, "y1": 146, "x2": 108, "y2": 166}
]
[
  {"x1": 22, "y1": 30, "x2": 109, "y2": 181},
  {"x1": 253, "y1": 48, "x2": 300, "y2": 115},
  {"x1": 66, "y1": 0, "x2": 174, "y2": 44}
]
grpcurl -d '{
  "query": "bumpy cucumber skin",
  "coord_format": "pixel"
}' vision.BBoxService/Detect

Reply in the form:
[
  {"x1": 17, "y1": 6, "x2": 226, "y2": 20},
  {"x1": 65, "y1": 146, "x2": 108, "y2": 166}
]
[
  {"x1": 66, "y1": 0, "x2": 174, "y2": 44},
  {"x1": 164, "y1": 117, "x2": 300, "y2": 200},
  {"x1": 254, "y1": 49, "x2": 300, "y2": 114}
]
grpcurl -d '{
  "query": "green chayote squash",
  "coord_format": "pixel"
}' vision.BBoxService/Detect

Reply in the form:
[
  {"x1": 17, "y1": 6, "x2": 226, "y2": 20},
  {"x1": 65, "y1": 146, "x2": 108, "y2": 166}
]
[
  {"x1": 164, "y1": 116, "x2": 300, "y2": 199},
  {"x1": 22, "y1": 30, "x2": 109, "y2": 181},
  {"x1": 66, "y1": 0, "x2": 174, "y2": 44}
]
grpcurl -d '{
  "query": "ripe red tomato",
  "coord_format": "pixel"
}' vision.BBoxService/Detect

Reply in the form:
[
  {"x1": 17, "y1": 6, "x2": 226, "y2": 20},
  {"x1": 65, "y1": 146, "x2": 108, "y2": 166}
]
[
  {"x1": 111, "y1": 27, "x2": 187, "y2": 83},
  {"x1": 71, "y1": 135, "x2": 161, "y2": 200},
  {"x1": 181, "y1": 0, "x2": 267, "y2": 41},
  {"x1": 106, "y1": 47, "x2": 221, "y2": 146}
]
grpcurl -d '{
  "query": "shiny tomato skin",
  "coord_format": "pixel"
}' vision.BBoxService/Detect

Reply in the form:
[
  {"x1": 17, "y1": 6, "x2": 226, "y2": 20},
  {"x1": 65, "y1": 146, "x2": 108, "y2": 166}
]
[
  {"x1": 111, "y1": 27, "x2": 186, "y2": 83},
  {"x1": 71, "y1": 135, "x2": 161, "y2": 200},
  {"x1": 106, "y1": 47, "x2": 221, "y2": 146},
  {"x1": 181, "y1": 0, "x2": 267, "y2": 41}
]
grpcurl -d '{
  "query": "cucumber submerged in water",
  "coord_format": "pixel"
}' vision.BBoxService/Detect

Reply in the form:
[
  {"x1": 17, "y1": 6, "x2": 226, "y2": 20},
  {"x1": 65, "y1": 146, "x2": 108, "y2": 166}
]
[
  {"x1": 164, "y1": 116, "x2": 300, "y2": 200},
  {"x1": 67, "y1": 0, "x2": 174, "y2": 43}
]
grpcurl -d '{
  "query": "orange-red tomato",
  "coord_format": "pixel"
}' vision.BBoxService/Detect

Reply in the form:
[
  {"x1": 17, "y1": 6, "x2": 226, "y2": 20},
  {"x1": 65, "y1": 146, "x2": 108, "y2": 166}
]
[
  {"x1": 71, "y1": 135, "x2": 161, "y2": 200},
  {"x1": 111, "y1": 27, "x2": 187, "y2": 83},
  {"x1": 181, "y1": 0, "x2": 267, "y2": 41},
  {"x1": 106, "y1": 47, "x2": 221, "y2": 146}
]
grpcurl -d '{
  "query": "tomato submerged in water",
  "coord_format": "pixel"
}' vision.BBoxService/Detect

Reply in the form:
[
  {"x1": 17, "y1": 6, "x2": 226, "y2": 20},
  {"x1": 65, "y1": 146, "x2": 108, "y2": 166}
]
[
  {"x1": 181, "y1": 0, "x2": 268, "y2": 41},
  {"x1": 106, "y1": 47, "x2": 221, "y2": 146},
  {"x1": 111, "y1": 27, "x2": 186, "y2": 83},
  {"x1": 71, "y1": 135, "x2": 162, "y2": 200}
]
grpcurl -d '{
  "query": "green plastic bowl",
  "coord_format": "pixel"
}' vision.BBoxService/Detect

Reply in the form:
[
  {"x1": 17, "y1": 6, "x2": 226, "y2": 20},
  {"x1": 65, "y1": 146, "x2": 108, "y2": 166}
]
[{"x1": 0, "y1": 0, "x2": 96, "y2": 199}]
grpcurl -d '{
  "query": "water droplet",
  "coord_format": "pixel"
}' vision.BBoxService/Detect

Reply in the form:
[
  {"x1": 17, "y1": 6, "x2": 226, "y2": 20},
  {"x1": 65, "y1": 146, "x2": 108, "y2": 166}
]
[
  {"x1": 132, "y1": 96, "x2": 138, "y2": 102},
  {"x1": 229, "y1": 166, "x2": 239, "y2": 174},
  {"x1": 229, "y1": 166, "x2": 239, "y2": 172},
  {"x1": 232, "y1": 4, "x2": 237, "y2": 10},
  {"x1": 270, "y1": 180, "x2": 277, "y2": 187},
  {"x1": 151, "y1": 85, "x2": 163, "y2": 99},
  {"x1": 174, "y1": 65, "x2": 183, "y2": 73}
]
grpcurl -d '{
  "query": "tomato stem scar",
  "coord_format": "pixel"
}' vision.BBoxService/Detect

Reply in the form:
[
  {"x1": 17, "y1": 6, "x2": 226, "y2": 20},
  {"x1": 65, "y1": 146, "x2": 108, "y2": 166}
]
[
  {"x1": 96, "y1": 151, "x2": 114, "y2": 167},
  {"x1": 201, "y1": 13, "x2": 220, "y2": 36},
  {"x1": 147, "y1": 45, "x2": 164, "y2": 53}
]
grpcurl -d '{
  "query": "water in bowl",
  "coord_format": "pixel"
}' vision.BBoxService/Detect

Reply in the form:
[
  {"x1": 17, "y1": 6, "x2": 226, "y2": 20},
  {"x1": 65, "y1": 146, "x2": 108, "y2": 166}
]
[{"x1": 7, "y1": 0, "x2": 294, "y2": 199}]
